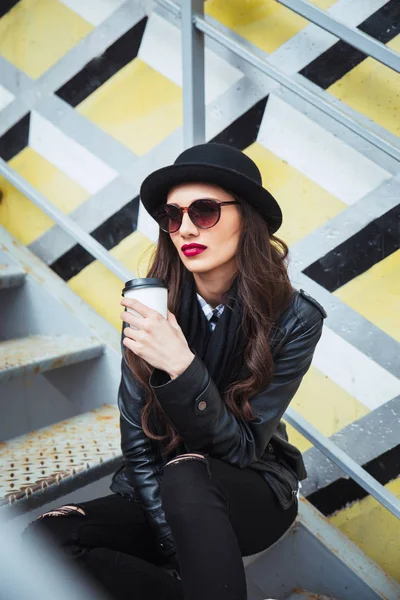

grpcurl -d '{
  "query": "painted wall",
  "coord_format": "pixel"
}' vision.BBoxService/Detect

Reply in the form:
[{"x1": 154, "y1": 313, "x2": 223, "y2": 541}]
[{"x1": 0, "y1": 0, "x2": 399, "y2": 580}]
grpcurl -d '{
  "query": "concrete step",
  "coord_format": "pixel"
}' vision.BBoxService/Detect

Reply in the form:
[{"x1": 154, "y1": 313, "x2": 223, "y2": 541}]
[
  {"x1": 0, "y1": 335, "x2": 104, "y2": 382},
  {"x1": 0, "y1": 404, "x2": 121, "y2": 510},
  {"x1": 0, "y1": 264, "x2": 26, "y2": 290}
]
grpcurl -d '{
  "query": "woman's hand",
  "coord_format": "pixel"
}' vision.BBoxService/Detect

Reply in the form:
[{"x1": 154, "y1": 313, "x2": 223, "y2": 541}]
[{"x1": 120, "y1": 298, "x2": 195, "y2": 379}]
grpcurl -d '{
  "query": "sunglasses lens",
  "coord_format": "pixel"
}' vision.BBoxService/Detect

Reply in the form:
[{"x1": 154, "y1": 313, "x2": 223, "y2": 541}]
[
  {"x1": 190, "y1": 200, "x2": 220, "y2": 228},
  {"x1": 156, "y1": 205, "x2": 181, "y2": 232}
]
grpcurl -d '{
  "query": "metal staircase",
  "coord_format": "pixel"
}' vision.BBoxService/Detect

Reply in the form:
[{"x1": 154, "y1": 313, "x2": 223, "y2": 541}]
[
  {"x1": 0, "y1": 1, "x2": 399, "y2": 598},
  {"x1": 0, "y1": 220, "x2": 399, "y2": 600},
  {"x1": 0, "y1": 225, "x2": 122, "y2": 516}
]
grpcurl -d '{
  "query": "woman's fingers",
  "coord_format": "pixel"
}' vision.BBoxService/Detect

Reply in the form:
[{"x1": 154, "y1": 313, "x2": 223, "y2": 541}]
[
  {"x1": 122, "y1": 335, "x2": 140, "y2": 354},
  {"x1": 167, "y1": 311, "x2": 187, "y2": 345},
  {"x1": 120, "y1": 303, "x2": 189, "y2": 369},
  {"x1": 120, "y1": 297, "x2": 161, "y2": 319},
  {"x1": 120, "y1": 310, "x2": 144, "y2": 329},
  {"x1": 167, "y1": 310, "x2": 180, "y2": 330},
  {"x1": 123, "y1": 327, "x2": 145, "y2": 342}
]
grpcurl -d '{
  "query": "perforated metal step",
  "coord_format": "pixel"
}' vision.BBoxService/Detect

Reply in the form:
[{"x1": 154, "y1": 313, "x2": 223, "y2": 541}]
[
  {"x1": 0, "y1": 335, "x2": 104, "y2": 381},
  {"x1": 0, "y1": 404, "x2": 120, "y2": 508},
  {"x1": 0, "y1": 264, "x2": 26, "y2": 290}
]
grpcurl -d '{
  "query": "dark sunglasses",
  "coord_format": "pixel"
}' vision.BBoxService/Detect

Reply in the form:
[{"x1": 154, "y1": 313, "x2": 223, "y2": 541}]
[{"x1": 154, "y1": 198, "x2": 240, "y2": 233}]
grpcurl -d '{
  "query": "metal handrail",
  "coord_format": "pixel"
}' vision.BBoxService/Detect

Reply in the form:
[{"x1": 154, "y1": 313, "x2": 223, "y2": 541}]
[
  {"x1": 158, "y1": 0, "x2": 400, "y2": 74},
  {"x1": 277, "y1": 0, "x2": 400, "y2": 73},
  {"x1": 285, "y1": 408, "x2": 400, "y2": 520},
  {"x1": 0, "y1": 158, "x2": 134, "y2": 283},
  {"x1": 193, "y1": 16, "x2": 400, "y2": 164},
  {"x1": 156, "y1": 0, "x2": 400, "y2": 163}
]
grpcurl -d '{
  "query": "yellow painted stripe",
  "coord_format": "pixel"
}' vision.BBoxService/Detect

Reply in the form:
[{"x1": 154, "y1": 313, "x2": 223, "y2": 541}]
[
  {"x1": 330, "y1": 476, "x2": 400, "y2": 583},
  {"x1": 243, "y1": 146, "x2": 363, "y2": 451},
  {"x1": 0, "y1": 148, "x2": 89, "y2": 246},
  {"x1": 77, "y1": 58, "x2": 182, "y2": 156},
  {"x1": 245, "y1": 142, "x2": 346, "y2": 246},
  {"x1": 0, "y1": 0, "x2": 92, "y2": 79},
  {"x1": 69, "y1": 230, "x2": 155, "y2": 330},
  {"x1": 335, "y1": 249, "x2": 400, "y2": 343},
  {"x1": 329, "y1": 35, "x2": 400, "y2": 138},
  {"x1": 205, "y1": 0, "x2": 335, "y2": 54},
  {"x1": 284, "y1": 365, "x2": 369, "y2": 452}
]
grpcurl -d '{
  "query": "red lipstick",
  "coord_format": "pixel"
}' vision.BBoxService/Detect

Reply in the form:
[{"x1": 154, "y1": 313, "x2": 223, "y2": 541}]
[{"x1": 181, "y1": 243, "x2": 207, "y2": 257}]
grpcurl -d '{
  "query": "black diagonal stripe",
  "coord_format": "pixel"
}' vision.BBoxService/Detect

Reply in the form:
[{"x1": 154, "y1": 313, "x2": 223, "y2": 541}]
[
  {"x1": 306, "y1": 444, "x2": 400, "y2": 516},
  {"x1": 0, "y1": 113, "x2": 30, "y2": 162},
  {"x1": 50, "y1": 196, "x2": 139, "y2": 281},
  {"x1": 0, "y1": 0, "x2": 20, "y2": 18},
  {"x1": 55, "y1": 17, "x2": 148, "y2": 107},
  {"x1": 211, "y1": 96, "x2": 268, "y2": 150},
  {"x1": 300, "y1": 1, "x2": 400, "y2": 90},
  {"x1": 303, "y1": 204, "x2": 400, "y2": 292}
]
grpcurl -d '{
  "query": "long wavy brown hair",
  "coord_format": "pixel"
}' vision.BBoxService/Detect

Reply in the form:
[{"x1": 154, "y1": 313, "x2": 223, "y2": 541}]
[{"x1": 125, "y1": 196, "x2": 292, "y2": 454}]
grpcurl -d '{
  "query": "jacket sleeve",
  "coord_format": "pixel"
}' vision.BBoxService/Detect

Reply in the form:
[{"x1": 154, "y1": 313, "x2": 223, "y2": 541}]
[
  {"x1": 149, "y1": 307, "x2": 324, "y2": 468},
  {"x1": 118, "y1": 355, "x2": 176, "y2": 558}
]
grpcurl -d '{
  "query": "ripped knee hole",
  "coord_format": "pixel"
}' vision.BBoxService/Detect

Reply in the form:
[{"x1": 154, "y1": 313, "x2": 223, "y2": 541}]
[
  {"x1": 36, "y1": 505, "x2": 86, "y2": 520},
  {"x1": 165, "y1": 453, "x2": 207, "y2": 468}
]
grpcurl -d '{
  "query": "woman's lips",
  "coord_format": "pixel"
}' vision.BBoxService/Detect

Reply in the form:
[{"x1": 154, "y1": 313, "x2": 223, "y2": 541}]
[{"x1": 182, "y1": 247, "x2": 207, "y2": 257}]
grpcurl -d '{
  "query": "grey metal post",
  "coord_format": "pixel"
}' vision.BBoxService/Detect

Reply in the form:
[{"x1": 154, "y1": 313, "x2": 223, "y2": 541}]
[{"x1": 181, "y1": 0, "x2": 205, "y2": 148}]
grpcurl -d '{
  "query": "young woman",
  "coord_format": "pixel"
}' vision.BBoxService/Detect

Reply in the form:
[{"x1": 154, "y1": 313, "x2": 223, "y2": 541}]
[{"x1": 23, "y1": 143, "x2": 326, "y2": 600}]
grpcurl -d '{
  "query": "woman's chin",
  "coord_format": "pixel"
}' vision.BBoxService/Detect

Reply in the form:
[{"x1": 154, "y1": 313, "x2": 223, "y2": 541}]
[{"x1": 183, "y1": 259, "x2": 216, "y2": 274}]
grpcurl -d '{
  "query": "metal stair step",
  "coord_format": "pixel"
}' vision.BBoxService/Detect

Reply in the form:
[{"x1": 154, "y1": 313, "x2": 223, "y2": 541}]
[
  {"x1": 0, "y1": 335, "x2": 104, "y2": 381},
  {"x1": 286, "y1": 593, "x2": 338, "y2": 600},
  {"x1": 0, "y1": 264, "x2": 26, "y2": 290},
  {"x1": 0, "y1": 404, "x2": 120, "y2": 508}
]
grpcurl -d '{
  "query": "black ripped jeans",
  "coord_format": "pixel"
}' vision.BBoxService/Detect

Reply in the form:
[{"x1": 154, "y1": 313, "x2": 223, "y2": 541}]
[{"x1": 23, "y1": 457, "x2": 297, "y2": 600}]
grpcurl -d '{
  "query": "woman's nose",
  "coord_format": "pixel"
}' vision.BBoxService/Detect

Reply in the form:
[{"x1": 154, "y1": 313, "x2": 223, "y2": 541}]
[{"x1": 179, "y1": 211, "x2": 198, "y2": 236}]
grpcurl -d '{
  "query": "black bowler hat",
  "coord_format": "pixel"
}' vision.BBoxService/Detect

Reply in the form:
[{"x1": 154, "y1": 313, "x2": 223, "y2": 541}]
[{"x1": 140, "y1": 143, "x2": 282, "y2": 233}]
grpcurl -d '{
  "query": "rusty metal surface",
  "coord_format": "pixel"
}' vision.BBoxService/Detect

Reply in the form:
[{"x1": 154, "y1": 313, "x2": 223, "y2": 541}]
[
  {"x1": 0, "y1": 404, "x2": 120, "y2": 507},
  {"x1": 0, "y1": 263, "x2": 26, "y2": 289},
  {"x1": 0, "y1": 335, "x2": 104, "y2": 381}
]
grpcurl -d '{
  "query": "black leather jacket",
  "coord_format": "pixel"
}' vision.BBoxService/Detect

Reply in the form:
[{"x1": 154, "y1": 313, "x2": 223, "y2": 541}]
[{"x1": 110, "y1": 288, "x2": 326, "y2": 559}]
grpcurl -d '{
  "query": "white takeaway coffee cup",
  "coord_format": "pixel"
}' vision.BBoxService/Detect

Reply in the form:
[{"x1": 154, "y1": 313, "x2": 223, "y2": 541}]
[{"x1": 122, "y1": 278, "x2": 168, "y2": 324}]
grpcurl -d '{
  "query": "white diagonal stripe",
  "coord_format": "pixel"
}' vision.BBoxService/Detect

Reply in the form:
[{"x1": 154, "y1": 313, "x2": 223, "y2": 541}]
[
  {"x1": 289, "y1": 173, "x2": 400, "y2": 271},
  {"x1": 58, "y1": 0, "x2": 128, "y2": 26},
  {"x1": 139, "y1": 12, "x2": 243, "y2": 105},
  {"x1": 313, "y1": 326, "x2": 400, "y2": 409},
  {"x1": 258, "y1": 95, "x2": 391, "y2": 204},
  {"x1": 29, "y1": 112, "x2": 118, "y2": 194},
  {"x1": 0, "y1": 85, "x2": 14, "y2": 112}
]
